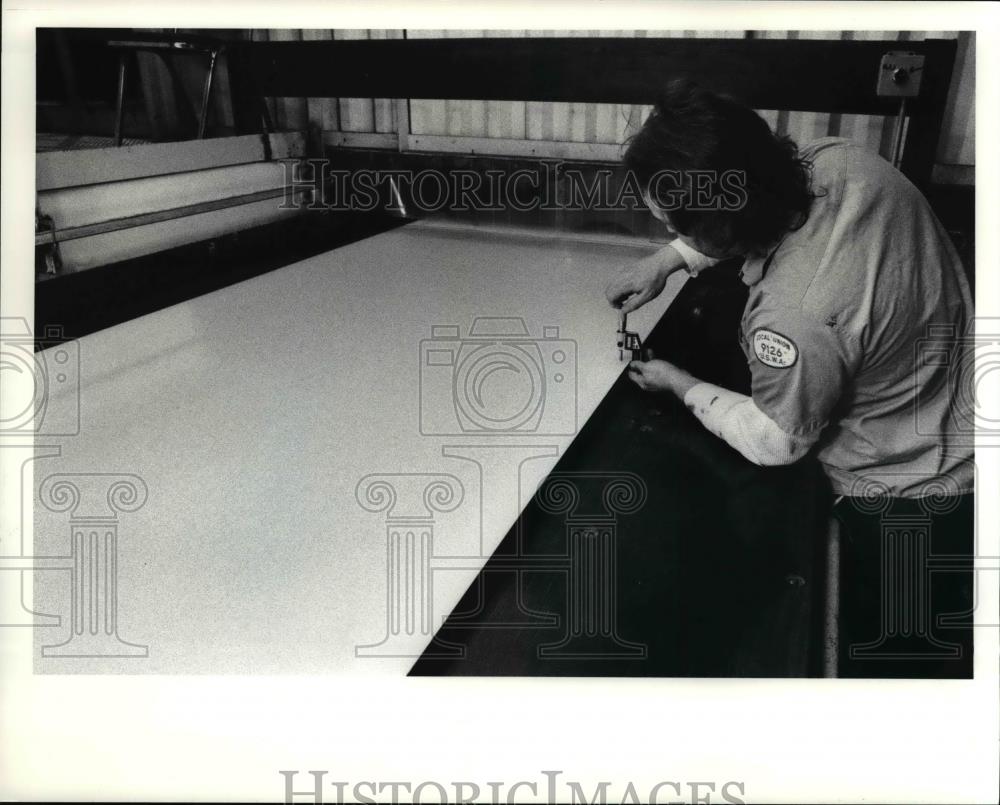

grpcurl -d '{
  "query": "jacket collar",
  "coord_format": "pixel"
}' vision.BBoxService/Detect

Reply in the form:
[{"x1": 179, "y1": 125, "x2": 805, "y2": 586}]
[
  {"x1": 739, "y1": 239, "x2": 786, "y2": 287},
  {"x1": 739, "y1": 256, "x2": 766, "y2": 287}
]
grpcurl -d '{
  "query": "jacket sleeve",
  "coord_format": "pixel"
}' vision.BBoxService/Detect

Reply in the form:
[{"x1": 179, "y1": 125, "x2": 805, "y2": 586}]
[{"x1": 683, "y1": 382, "x2": 820, "y2": 466}]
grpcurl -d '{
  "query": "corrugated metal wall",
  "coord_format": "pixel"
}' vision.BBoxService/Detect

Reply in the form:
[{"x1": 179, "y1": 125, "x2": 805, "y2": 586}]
[{"x1": 249, "y1": 29, "x2": 975, "y2": 179}]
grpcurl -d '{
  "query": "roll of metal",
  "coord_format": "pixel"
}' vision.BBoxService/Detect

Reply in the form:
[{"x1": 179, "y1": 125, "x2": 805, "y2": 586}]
[{"x1": 37, "y1": 161, "x2": 304, "y2": 272}]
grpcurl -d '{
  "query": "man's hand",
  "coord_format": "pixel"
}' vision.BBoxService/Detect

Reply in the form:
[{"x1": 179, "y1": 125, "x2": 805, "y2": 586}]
[
  {"x1": 627, "y1": 352, "x2": 699, "y2": 400},
  {"x1": 605, "y1": 246, "x2": 686, "y2": 314}
]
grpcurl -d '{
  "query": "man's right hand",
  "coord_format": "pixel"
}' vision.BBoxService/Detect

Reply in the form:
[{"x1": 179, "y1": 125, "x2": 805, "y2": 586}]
[{"x1": 604, "y1": 246, "x2": 686, "y2": 314}]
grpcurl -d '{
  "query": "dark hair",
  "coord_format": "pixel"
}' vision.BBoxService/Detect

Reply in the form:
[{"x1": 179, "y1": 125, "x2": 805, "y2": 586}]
[{"x1": 624, "y1": 79, "x2": 815, "y2": 257}]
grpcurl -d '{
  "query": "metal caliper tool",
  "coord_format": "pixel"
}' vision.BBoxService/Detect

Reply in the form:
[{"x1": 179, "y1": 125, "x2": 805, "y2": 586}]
[{"x1": 616, "y1": 311, "x2": 643, "y2": 362}]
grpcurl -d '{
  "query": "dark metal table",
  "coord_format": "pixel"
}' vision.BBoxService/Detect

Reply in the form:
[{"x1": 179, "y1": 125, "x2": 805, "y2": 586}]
[{"x1": 411, "y1": 264, "x2": 833, "y2": 677}]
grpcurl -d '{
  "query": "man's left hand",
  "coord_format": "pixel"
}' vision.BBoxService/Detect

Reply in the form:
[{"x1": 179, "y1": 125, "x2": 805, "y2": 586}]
[{"x1": 627, "y1": 353, "x2": 699, "y2": 400}]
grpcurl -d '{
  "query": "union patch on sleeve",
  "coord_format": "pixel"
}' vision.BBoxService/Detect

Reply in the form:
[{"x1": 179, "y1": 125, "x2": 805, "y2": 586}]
[{"x1": 753, "y1": 328, "x2": 798, "y2": 368}]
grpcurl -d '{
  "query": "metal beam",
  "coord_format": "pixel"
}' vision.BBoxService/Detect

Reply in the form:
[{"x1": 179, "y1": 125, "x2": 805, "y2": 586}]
[{"x1": 229, "y1": 36, "x2": 956, "y2": 116}]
